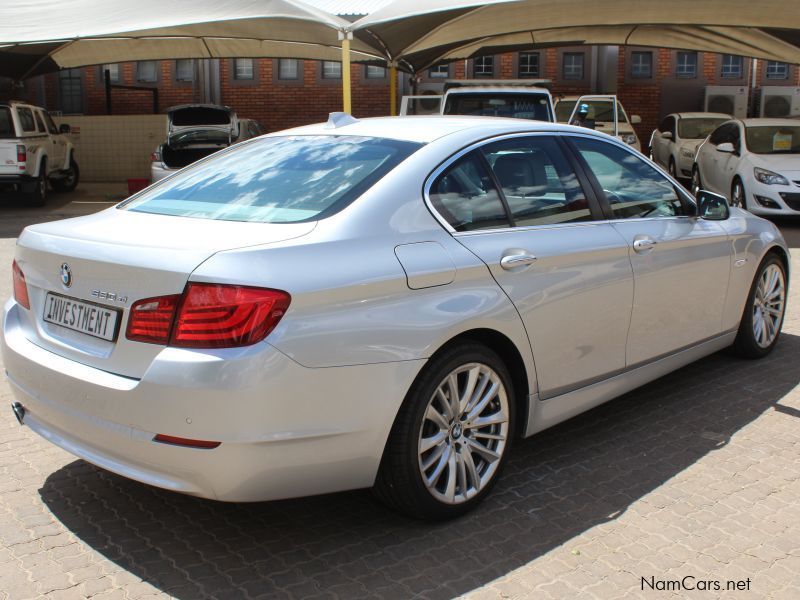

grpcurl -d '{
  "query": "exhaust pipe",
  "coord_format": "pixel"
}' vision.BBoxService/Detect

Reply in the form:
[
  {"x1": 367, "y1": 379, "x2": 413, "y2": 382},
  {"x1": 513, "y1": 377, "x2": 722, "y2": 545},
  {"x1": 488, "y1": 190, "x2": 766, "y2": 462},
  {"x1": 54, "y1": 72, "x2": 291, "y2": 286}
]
[{"x1": 11, "y1": 402, "x2": 25, "y2": 425}]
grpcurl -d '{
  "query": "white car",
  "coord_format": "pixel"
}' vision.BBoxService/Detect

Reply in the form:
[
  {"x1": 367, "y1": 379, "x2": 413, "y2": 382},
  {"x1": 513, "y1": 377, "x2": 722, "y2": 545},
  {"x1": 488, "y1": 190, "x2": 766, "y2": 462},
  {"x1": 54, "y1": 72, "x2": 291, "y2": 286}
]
[
  {"x1": 649, "y1": 112, "x2": 729, "y2": 181},
  {"x1": 554, "y1": 95, "x2": 642, "y2": 152},
  {"x1": 693, "y1": 118, "x2": 800, "y2": 215}
]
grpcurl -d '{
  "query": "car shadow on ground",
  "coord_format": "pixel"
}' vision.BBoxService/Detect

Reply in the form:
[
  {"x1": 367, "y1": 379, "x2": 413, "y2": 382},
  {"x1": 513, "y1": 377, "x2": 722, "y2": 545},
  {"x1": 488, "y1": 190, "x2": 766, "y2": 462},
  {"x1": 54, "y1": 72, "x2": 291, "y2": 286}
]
[{"x1": 39, "y1": 333, "x2": 800, "y2": 599}]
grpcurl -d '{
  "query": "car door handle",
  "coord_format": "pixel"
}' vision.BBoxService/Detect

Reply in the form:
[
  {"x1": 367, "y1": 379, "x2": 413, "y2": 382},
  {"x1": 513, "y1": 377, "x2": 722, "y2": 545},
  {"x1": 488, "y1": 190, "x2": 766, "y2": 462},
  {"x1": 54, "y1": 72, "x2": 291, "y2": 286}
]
[
  {"x1": 500, "y1": 252, "x2": 537, "y2": 270},
  {"x1": 632, "y1": 237, "x2": 657, "y2": 253}
]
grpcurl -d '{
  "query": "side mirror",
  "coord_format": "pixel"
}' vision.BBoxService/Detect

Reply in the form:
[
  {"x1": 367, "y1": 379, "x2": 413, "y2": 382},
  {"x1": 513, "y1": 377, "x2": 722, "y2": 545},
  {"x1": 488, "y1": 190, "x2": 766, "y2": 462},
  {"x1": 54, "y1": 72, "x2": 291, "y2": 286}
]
[
  {"x1": 661, "y1": 131, "x2": 673, "y2": 140},
  {"x1": 697, "y1": 190, "x2": 730, "y2": 221},
  {"x1": 716, "y1": 142, "x2": 735, "y2": 153},
  {"x1": 630, "y1": 115, "x2": 642, "y2": 124},
  {"x1": 59, "y1": 123, "x2": 71, "y2": 134}
]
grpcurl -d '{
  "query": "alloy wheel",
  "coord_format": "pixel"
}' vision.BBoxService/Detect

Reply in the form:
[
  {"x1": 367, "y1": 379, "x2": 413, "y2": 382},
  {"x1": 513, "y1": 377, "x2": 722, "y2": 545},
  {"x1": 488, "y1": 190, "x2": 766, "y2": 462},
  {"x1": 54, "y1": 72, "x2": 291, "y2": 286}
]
[
  {"x1": 417, "y1": 362, "x2": 509, "y2": 505},
  {"x1": 752, "y1": 264, "x2": 785, "y2": 348}
]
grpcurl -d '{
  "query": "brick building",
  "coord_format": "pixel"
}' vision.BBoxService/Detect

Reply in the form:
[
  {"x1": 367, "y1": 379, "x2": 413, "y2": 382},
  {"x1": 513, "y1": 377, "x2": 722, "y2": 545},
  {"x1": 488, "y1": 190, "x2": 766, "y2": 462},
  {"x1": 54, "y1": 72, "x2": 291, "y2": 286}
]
[{"x1": 3, "y1": 46, "x2": 799, "y2": 148}]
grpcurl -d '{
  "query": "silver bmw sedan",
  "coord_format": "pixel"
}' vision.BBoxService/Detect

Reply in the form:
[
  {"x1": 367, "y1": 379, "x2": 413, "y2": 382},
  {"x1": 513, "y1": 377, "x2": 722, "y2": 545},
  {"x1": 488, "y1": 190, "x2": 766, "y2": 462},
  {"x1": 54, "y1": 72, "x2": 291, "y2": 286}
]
[{"x1": 2, "y1": 116, "x2": 789, "y2": 520}]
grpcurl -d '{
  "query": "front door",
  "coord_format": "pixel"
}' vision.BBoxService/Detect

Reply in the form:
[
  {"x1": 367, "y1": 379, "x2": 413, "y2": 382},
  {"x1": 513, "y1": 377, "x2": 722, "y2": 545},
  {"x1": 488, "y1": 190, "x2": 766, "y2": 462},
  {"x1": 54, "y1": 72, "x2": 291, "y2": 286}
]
[
  {"x1": 567, "y1": 135, "x2": 732, "y2": 365},
  {"x1": 427, "y1": 134, "x2": 634, "y2": 398}
]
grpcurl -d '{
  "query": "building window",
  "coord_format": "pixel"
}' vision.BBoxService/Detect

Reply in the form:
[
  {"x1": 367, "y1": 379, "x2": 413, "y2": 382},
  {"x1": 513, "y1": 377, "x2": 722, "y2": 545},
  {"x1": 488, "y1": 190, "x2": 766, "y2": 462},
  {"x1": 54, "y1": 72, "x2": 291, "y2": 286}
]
[
  {"x1": 278, "y1": 59, "x2": 299, "y2": 80},
  {"x1": 233, "y1": 59, "x2": 254, "y2": 80},
  {"x1": 720, "y1": 55, "x2": 743, "y2": 79},
  {"x1": 562, "y1": 52, "x2": 584, "y2": 80},
  {"x1": 58, "y1": 69, "x2": 83, "y2": 114},
  {"x1": 136, "y1": 61, "x2": 158, "y2": 83},
  {"x1": 101, "y1": 63, "x2": 120, "y2": 83},
  {"x1": 766, "y1": 61, "x2": 789, "y2": 80},
  {"x1": 175, "y1": 59, "x2": 194, "y2": 82},
  {"x1": 676, "y1": 52, "x2": 697, "y2": 78},
  {"x1": 365, "y1": 65, "x2": 386, "y2": 79},
  {"x1": 518, "y1": 52, "x2": 540, "y2": 78},
  {"x1": 474, "y1": 56, "x2": 494, "y2": 77},
  {"x1": 429, "y1": 64, "x2": 449, "y2": 78},
  {"x1": 322, "y1": 61, "x2": 342, "y2": 79},
  {"x1": 630, "y1": 51, "x2": 653, "y2": 78}
]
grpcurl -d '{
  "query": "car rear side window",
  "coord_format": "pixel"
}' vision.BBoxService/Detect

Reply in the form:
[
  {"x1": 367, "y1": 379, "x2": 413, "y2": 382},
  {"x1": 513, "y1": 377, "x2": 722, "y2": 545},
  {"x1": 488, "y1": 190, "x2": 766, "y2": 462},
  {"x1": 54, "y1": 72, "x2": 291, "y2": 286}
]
[
  {"x1": 17, "y1": 107, "x2": 36, "y2": 132},
  {"x1": 482, "y1": 136, "x2": 592, "y2": 227},
  {"x1": 0, "y1": 107, "x2": 13, "y2": 137},
  {"x1": 429, "y1": 151, "x2": 510, "y2": 231},
  {"x1": 121, "y1": 135, "x2": 421, "y2": 223},
  {"x1": 569, "y1": 137, "x2": 686, "y2": 219}
]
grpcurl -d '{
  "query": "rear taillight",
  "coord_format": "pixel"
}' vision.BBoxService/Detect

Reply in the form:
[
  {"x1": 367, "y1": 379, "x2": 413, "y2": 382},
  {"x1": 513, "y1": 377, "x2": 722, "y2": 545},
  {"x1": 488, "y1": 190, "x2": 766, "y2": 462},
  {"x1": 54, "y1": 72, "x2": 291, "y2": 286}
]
[
  {"x1": 150, "y1": 150, "x2": 161, "y2": 162},
  {"x1": 126, "y1": 294, "x2": 180, "y2": 344},
  {"x1": 12, "y1": 260, "x2": 30, "y2": 310},
  {"x1": 125, "y1": 284, "x2": 290, "y2": 349},
  {"x1": 16, "y1": 145, "x2": 26, "y2": 164}
]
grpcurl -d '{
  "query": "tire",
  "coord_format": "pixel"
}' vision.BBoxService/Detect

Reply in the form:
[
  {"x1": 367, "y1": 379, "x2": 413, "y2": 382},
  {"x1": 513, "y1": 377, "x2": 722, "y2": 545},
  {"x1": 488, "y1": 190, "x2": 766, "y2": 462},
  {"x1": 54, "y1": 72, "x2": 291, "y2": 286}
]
[
  {"x1": 374, "y1": 342, "x2": 516, "y2": 520},
  {"x1": 732, "y1": 254, "x2": 787, "y2": 359},
  {"x1": 691, "y1": 165, "x2": 703, "y2": 198},
  {"x1": 731, "y1": 178, "x2": 747, "y2": 210},
  {"x1": 27, "y1": 159, "x2": 47, "y2": 207},
  {"x1": 51, "y1": 157, "x2": 79, "y2": 193}
]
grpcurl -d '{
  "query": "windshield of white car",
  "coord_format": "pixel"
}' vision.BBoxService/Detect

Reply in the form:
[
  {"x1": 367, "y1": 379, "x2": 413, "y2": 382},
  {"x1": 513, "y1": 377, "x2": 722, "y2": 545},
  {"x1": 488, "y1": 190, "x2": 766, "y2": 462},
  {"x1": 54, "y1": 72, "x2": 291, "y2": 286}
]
[
  {"x1": 121, "y1": 135, "x2": 422, "y2": 223},
  {"x1": 0, "y1": 107, "x2": 13, "y2": 138},
  {"x1": 444, "y1": 93, "x2": 552, "y2": 121},
  {"x1": 555, "y1": 100, "x2": 628, "y2": 124},
  {"x1": 745, "y1": 125, "x2": 800, "y2": 154},
  {"x1": 678, "y1": 118, "x2": 728, "y2": 139}
]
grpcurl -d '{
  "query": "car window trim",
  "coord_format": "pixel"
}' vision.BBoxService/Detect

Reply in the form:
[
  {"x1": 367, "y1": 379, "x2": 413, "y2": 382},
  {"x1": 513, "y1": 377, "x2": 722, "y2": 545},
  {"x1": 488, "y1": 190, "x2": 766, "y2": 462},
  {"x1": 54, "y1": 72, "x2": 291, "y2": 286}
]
[
  {"x1": 423, "y1": 131, "x2": 607, "y2": 235},
  {"x1": 561, "y1": 132, "x2": 698, "y2": 220}
]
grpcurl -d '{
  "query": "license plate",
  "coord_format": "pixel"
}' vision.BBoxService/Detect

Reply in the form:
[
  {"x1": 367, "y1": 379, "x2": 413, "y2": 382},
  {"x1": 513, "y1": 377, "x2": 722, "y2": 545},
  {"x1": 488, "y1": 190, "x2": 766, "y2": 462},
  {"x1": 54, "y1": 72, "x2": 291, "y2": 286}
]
[{"x1": 43, "y1": 292, "x2": 121, "y2": 342}]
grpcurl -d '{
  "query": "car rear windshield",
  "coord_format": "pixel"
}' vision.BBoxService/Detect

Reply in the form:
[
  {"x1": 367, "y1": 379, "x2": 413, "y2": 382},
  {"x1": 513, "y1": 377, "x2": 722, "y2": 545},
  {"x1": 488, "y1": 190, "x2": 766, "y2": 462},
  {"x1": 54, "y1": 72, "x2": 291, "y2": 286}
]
[
  {"x1": 678, "y1": 118, "x2": 728, "y2": 139},
  {"x1": 0, "y1": 107, "x2": 14, "y2": 138},
  {"x1": 745, "y1": 125, "x2": 800, "y2": 154},
  {"x1": 444, "y1": 93, "x2": 552, "y2": 121},
  {"x1": 121, "y1": 135, "x2": 422, "y2": 223}
]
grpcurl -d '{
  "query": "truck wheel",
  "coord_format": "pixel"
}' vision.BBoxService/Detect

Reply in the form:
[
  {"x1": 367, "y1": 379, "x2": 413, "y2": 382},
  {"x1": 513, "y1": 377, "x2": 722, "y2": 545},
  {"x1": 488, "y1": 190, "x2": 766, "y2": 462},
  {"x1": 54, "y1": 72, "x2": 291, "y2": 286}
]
[
  {"x1": 27, "y1": 160, "x2": 47, "y2": 207},
  {"x1": 52, "y1": 158, "x2": 79, "y2": 193}
]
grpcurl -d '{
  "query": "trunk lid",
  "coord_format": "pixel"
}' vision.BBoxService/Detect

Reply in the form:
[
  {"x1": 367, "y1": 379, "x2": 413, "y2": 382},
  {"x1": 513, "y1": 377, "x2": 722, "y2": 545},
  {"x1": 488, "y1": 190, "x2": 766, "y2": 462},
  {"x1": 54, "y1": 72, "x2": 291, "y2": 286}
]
[
  {"x1": 0, "y1": 140, "x2": 20, "y2": 176},
  {"x1": 167, "y1": 104, "x2": 238, "y2": 145},
  {"x1": 14, "y1": 208, "x2": 314, "y2": 379}
]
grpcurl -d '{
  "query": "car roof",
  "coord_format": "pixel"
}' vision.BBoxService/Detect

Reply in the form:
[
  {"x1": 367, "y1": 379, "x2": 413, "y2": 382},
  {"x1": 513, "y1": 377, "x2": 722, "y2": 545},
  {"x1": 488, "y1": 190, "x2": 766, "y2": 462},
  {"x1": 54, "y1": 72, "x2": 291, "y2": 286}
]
[
  {"x1": 673, "y1": 112, "x2": 731, "y2": 119},
  {"x1": 740, "y1": 118, "x2": 800, "y2": 127},
  {"x1": 272, "y1": 115, "x2": 612, "y2": 144}
]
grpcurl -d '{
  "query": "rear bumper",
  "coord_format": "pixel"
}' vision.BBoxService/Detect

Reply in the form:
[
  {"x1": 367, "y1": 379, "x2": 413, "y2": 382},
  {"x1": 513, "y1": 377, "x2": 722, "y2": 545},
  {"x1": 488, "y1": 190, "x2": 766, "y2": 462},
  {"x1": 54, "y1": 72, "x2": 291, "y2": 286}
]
[{"x1": 2, "y1": 299, "x2": 423, "y2": 501}]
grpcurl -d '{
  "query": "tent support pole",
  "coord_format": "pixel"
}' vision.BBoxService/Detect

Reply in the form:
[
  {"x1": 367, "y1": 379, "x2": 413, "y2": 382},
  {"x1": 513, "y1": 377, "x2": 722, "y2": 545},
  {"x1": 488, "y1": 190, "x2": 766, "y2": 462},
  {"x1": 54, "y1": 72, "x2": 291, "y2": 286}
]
[
  {"x1": 340, "y1": 31, "x2": 353, "y2": 114},
  {"x1": 389, "y1": 62, "x2": 397, "y2": 116}
]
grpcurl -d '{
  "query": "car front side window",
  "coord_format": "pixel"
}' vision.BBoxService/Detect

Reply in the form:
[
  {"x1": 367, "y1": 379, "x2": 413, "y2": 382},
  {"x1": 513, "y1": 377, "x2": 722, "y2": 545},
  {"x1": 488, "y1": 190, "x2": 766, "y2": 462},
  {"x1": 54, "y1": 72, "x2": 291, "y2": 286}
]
[{"x1": 569, "y1": 137, "x2": 686, "y2": 219}]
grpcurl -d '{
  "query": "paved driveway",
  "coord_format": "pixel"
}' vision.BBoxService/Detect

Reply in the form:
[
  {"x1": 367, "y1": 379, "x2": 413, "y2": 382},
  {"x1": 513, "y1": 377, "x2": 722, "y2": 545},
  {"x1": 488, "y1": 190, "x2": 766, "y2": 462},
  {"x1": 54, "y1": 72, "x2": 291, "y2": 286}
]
[{"x1": 0, "y1": 194, "x2": 798, "y2": 599}]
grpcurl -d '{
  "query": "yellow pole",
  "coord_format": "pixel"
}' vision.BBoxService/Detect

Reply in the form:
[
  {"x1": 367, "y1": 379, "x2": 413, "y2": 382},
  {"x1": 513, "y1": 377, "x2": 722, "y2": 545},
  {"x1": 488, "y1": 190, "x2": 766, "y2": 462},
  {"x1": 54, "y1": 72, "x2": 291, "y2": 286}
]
[
  {"x1": 340, "y1": 32, "x2": 352, "y2": 114},
  {"x1": 390, "y1": 63, "x2": 397, "y2": 116}
]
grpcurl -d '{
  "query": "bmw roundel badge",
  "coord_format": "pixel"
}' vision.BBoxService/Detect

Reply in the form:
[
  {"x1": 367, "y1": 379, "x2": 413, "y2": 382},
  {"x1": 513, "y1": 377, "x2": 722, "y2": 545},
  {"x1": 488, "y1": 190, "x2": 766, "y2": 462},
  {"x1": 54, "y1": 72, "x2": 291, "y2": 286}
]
[{"x1": 60, "y1": 263, "x2": 72, "y2": 288}]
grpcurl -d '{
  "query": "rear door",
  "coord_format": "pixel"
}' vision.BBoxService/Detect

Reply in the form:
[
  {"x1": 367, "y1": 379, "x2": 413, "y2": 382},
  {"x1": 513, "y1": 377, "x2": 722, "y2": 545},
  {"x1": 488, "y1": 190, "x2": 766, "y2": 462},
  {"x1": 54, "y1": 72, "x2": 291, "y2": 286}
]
[
  {"x1": 566, "y1": 135, "x2": 731, "y2": 365},
  {"x1": 428, "y1": 134, "x2": 633, "y2": 398}
]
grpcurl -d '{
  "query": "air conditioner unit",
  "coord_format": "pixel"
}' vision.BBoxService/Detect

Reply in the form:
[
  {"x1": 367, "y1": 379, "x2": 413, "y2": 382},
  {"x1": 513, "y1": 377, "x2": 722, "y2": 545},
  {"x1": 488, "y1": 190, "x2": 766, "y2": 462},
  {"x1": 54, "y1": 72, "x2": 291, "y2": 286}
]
[
  {"x1": 759, "y1": 86, "x2": 800, "y2": 118},
  {"x1": 704, "y1": 86, "x2": 748, "y2": 118}
]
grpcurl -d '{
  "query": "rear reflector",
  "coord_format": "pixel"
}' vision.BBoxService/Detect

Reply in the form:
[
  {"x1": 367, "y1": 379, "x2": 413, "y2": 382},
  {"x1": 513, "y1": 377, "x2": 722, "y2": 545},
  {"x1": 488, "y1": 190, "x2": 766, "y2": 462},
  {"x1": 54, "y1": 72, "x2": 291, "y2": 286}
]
[
  {"x1": 12, "y1": 260, "x2": 30, "y2": 310},
  {"x1": 125, "y1": 284, "x2": 291, "y2": 349},
  {"x1": 171, "y1": 284, "x2": 291, "y2": 349},
  {"x1": 126, "y1": 294, "x2": 180, "y2": 344},
  {"x1": 153, "y1": 434, "x2": 220, "y2": 449}
]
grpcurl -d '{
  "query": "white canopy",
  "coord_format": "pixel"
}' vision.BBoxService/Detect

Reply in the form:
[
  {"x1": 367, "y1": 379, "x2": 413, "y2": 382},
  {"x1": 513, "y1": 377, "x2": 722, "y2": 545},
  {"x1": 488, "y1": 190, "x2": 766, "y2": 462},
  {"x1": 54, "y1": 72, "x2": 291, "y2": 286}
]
[
  {"x1": 0, "y1": 0, "x2": 384, "y2": 79},
  {"x1": 352, "y1": 0, "x2": 800, "y2": 72}
]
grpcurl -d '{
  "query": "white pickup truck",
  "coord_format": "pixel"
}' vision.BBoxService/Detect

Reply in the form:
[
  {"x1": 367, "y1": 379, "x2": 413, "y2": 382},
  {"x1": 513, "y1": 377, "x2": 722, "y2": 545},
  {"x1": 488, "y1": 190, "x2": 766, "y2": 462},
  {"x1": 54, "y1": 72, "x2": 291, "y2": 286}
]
[
  {"x1": 0, "y1": 100, "x2": 79, "y2": 205},
  {"x1": 400, "y1": 80, "x2": 556, "y2": 122}
]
